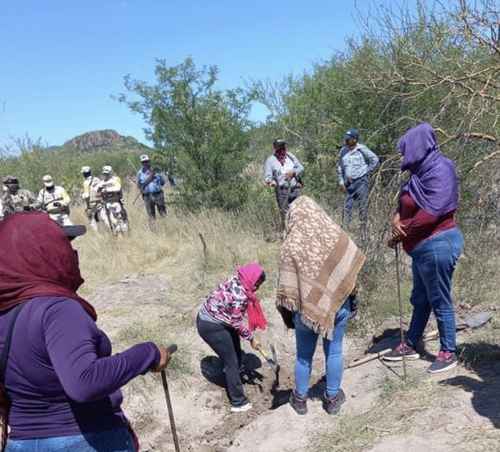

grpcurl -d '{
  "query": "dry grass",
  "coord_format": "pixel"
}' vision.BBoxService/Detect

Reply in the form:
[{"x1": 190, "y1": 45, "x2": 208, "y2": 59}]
[
  {"x1": 70, "y1": 192, "x2": 282, "y2": 443},
  {"x1": 72, "y1": 189, "x2": 281, "y2": 384},
  {"x1": 74, "y1": 189, "x2": 280, "y2": 299}
]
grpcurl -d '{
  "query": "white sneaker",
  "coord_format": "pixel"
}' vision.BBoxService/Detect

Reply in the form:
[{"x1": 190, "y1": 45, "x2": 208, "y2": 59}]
[{"x1": 230, "y1": 403, "x2": 252, "y2": 413}]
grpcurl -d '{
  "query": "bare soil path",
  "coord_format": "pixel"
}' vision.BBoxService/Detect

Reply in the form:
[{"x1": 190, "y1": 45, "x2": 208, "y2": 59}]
[{"x1": 91, "y1": 274, "x2": 500, "y2": 452}]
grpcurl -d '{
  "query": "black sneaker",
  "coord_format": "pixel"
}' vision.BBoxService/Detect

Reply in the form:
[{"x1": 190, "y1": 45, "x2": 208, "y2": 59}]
[
  {"x1": 428, "y1": 351, "x2": 458, "y2": 374},
  {"x1": 383, "y1": 342, "x2": 420, "y2": 361},
  {"x1": 323, "y1": 389, "x2": 346, "y2": 415},
  {"x1": 289, "y1": 391, "x2": 308, "y2": 415}
]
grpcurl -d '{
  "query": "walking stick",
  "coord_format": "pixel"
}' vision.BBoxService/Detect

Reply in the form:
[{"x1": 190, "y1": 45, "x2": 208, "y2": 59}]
[
  {"x1": 161, "y1": 345, "x2": 180, "y2": 452},
  {"x1": 395, "y1": 244, "x2": 407, "y2": 381}
]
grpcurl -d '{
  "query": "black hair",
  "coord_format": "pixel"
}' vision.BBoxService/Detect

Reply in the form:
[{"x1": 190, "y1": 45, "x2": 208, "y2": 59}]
[{"x1": 256, "y1": 271, "x2": 266, "y2": 287}]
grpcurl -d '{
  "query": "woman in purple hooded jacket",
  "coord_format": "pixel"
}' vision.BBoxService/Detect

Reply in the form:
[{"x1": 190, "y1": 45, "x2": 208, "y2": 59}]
[
  {"x1": 384, "y1": 123, "x2": 464, "y2": 374},
  {"x1": 0, "y1": 213, "x2": 173, "y2": 452}
]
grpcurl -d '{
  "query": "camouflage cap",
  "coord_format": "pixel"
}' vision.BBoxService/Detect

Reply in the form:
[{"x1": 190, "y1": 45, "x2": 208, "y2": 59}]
[
  {"x1": 42, "y1": 175, "x2": 54, "y2": 187},
  {"x1": 2, "y1": 175, "x2": 19, "y2": 185}
]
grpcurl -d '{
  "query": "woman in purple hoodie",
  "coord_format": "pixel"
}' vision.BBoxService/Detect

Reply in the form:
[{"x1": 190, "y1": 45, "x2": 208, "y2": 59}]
[
  {"x1": 384, "y1": 123, "x2": 464, "y2": 374},
  {"x1": 0, "y1": 213, "x2": 173, "y2": 451}
]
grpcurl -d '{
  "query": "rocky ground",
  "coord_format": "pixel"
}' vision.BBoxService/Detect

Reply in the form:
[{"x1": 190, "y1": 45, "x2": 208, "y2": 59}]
[{"x1": 90, "y1": 274, "x2": 500, "y2": 452}]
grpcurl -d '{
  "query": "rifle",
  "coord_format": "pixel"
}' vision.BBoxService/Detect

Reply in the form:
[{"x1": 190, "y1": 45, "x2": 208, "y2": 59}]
[
  {"x1": 98, "y1": 185, "x2": 118, "y2": 235},
  {"x1": 128, "y1": 158, "x2": 144, "y2": 206},
  {"x1": 132, "y1": 191, "x2": 142, "y2": 206},
  {"x1": 102, "y1": 200, "x2": 116, "y2": 236},
  {"x1": 43, "y1": 196, "x2": 67, "y2": 214}
]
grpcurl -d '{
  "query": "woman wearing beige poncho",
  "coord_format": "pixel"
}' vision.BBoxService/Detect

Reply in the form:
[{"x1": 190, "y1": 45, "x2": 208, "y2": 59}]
[{"x1": 276, "y1": 196, "x2": 365, "y2": 416}]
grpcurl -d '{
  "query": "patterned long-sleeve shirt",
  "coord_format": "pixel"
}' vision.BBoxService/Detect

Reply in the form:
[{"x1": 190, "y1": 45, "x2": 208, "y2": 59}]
[{"x1": 199, "y1": 275, "x2": 253, "y2": 340}]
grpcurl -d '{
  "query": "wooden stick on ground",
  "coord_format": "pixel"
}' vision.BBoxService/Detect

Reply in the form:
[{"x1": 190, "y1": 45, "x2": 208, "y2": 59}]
[{"x1": 347, "y1": 348, "x2": 392, "y2": 369}]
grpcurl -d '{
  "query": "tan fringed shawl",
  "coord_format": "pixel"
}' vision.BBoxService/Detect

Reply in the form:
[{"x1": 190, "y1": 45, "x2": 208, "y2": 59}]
[{"x1": 277, "y1": 196, "x2": 366, "y2": 339}]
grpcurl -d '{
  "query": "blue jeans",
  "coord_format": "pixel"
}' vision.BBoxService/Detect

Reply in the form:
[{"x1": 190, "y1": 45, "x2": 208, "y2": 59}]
[
  {"x1": 407, "y1": 228, "x2": 464, "y2": 352},
  {"x1": 293, "y1": 301, "x2": 351, "y2": 398},
  {"x1": 343, "y1": 175, "x2": 369, "y2": 227},
  {"x1": 5, "y1": 428, "x2": 136, "y2": 452}
]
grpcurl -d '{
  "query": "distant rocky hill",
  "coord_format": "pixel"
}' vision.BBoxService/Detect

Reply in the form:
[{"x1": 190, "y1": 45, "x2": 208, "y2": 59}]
[{"x1": 63, "y1": 129, "x2": 146, "y2": 152}]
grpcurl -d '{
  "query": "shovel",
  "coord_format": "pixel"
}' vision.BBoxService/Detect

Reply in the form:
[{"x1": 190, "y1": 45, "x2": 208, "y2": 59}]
[
  {"x1": 423, "y1": 311, "x2": 492, "y2": 341},
  {"x1": 256, "y1": 344, "x2": 281, "y2": 388}
]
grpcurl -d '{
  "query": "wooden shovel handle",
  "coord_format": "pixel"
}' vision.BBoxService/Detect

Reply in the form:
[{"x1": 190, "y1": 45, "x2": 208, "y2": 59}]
[
  {"x1": 347, "y1": 348, "x2": 392, "y2": 369},
  {"x1": 423, "y1": 330, "x2": 439, "y2": 342},
  {"x1": 256, "y1": 347, "x2": 271, "y2": 362},
  {"x1": 424, "y1": 323, "x2": 467, "y2": 342}
]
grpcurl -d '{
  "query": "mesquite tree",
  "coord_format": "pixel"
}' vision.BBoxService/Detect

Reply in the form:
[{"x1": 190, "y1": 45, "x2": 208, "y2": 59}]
[{"x1": 118, "y1": 58, "x2": 253, "y2": 210}]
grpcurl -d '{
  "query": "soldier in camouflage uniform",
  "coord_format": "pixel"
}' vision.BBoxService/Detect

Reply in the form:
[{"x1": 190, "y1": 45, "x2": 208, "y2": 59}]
[
  {"x1": 0, "y1": 185, "x2": 7, "y2": 220},
  {"x1": 97, "y1": 166, "x2": 129, "y2": 234},
  {"x1": 37, "y1": 175, "x2": 73, "y2": 226},
  {"x1": 0, "y1": 176, "x2": 38, "y2": 220},
  {"x1": 81, "y1": 166, "x2": 102, "y2": 232}
]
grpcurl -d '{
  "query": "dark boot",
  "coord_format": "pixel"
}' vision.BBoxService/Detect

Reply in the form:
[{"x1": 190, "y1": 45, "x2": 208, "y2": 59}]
[
  {"x1": 323, "y1": 389, "x2": 346, "y2": 415},
  {"x1": 289, "y1": 391, "x2": 308, "y2": 415}
]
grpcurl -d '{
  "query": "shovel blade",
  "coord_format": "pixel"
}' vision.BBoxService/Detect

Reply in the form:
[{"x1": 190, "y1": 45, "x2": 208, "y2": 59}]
[
  {"x1": 464, "y1": 312, "x2": 492, "y2": 329},
  {"x1": 270, "y1": 344, "x2": 278, "y2": 364}
]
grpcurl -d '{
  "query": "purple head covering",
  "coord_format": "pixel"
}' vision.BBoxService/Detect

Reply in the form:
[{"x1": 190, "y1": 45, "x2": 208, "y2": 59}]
[{"x1": 398, "y1": 123, "x2": 459, "y2": 217}]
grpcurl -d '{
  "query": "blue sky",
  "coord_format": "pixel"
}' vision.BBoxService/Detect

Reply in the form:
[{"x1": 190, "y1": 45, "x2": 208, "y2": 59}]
[{"x1": 0, "y1": 0, "x2": 398, "y2": 147}]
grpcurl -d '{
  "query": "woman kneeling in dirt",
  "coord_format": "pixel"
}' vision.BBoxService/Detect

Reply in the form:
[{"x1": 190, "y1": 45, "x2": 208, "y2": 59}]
[
  {"x1": 197, "y1": 263, "x2": 267, "y2": 413},
  {"x1": 0, "y1": 213, "x2": 173, "y2": 452},
  {"x1": 276, "y1": 196, "x2": 365, "y2": 415},
  {"x1": 385, "y1": 123, "x2": 464, "y2": 374}
]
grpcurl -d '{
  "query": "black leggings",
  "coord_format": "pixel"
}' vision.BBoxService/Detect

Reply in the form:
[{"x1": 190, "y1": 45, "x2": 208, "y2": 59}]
[{"x1": 197, "y1": 315, "x2": 247, "y2": 407}]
